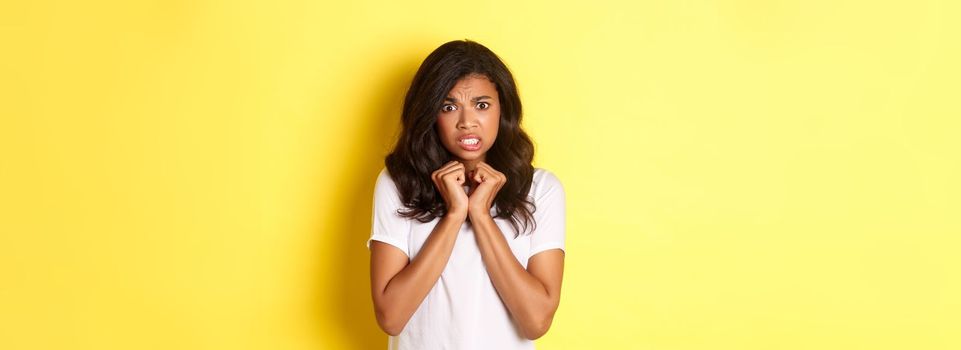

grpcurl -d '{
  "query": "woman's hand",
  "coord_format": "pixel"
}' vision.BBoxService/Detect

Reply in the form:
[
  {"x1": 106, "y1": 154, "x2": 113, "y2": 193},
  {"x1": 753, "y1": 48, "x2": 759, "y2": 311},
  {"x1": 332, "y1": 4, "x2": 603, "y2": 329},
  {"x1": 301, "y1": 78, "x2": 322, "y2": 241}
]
[
  {"x1": 467, "y1": 162, "x2": 507, "y2": 217},
  {"x1": 432, "y1": 161, "x2": 469, "y2": 218}
]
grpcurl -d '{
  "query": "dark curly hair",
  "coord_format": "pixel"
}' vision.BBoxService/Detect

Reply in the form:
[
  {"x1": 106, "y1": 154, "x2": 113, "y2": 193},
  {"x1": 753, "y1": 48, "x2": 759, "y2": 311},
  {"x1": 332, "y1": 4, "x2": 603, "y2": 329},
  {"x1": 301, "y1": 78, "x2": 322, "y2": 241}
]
[{"x1": 385, "y1": 39, "x2": 536, "y2": 237}]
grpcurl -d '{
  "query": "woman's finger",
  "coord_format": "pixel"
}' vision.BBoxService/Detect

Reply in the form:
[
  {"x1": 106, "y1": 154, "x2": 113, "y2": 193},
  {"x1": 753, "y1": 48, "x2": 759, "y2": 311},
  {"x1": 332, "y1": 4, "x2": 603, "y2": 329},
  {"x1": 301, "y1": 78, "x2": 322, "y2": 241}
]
[
  {"x1": 477, "y1": 163, "x2": 504, "y2": 186},
  {"x1": 431, "y1": 161, "x2": 454, "y2": 181},
  {"x1": 441, "y1": 163, "x2": 465, "y2": 184},
  {"x1": 473, "y1": 169, "x2": 486, "y2": 187},
  {"x1": 433, "y1": 161, "x2": 462, "y2": 184},
  {"x1": 476, "y1": 162, "x2": 501, "y2": 181}
]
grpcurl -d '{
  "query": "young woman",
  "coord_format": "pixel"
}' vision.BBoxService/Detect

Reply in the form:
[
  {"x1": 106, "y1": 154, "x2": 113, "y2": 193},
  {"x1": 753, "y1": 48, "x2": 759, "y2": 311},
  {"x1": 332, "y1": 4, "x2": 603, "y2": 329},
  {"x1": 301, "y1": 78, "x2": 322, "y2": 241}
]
[{"x1": 366, "y1": 39, "x2": 566, "y2": 349}]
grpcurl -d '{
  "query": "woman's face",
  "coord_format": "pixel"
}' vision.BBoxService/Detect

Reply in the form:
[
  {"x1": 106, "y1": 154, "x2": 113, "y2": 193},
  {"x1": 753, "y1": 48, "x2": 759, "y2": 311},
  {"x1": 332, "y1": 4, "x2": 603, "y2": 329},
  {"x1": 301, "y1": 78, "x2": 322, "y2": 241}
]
[{"x1": 436, "y1": 74, "x2": 500, "y2": 164}]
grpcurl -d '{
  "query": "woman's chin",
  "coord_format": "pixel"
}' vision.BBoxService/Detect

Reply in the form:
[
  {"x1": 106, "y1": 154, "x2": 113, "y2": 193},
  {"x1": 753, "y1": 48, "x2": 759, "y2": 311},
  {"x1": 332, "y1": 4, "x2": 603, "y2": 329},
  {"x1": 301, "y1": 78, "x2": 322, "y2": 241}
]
[{"x1": 454, "y1": 152, "x2": 486, "y2": 162}]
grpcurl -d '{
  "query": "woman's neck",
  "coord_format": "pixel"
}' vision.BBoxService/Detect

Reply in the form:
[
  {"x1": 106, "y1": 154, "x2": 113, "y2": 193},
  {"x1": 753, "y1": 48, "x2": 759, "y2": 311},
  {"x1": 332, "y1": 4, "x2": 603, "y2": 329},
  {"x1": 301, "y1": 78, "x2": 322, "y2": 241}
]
[{"x1": 457, "y1": 157, "x2": 484, "y2": 174}]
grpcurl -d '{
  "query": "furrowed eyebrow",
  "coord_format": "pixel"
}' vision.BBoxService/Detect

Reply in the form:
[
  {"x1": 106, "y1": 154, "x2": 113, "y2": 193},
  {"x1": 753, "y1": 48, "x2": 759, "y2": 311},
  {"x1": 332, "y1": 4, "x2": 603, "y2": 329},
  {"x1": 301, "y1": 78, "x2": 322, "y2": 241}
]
[{"x1": 443, "y1": 95, "x2": 493, "y2": 103}]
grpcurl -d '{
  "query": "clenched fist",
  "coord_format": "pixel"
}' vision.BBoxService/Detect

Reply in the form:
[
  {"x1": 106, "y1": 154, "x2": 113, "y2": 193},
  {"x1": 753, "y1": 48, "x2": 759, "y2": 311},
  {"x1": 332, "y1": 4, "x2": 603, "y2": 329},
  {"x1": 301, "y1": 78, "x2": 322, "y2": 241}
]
[
  {"x1": 431, "y1": 161, "x2": 469, "y2": 218},
  {"x1": 466, "y1": 162, "x2": 506, "y2": 218}
]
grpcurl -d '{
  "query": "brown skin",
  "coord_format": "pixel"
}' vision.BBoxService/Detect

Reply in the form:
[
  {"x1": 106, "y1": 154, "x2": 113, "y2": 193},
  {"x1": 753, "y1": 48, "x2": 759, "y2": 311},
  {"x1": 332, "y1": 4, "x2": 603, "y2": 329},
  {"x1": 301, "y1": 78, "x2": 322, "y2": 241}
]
[
  {"x1": 370, "y1": 75, "x2": 564, "y2": 340},
  {"x1": 435, "y1": 73, "x2": 500, "y2": 179}
]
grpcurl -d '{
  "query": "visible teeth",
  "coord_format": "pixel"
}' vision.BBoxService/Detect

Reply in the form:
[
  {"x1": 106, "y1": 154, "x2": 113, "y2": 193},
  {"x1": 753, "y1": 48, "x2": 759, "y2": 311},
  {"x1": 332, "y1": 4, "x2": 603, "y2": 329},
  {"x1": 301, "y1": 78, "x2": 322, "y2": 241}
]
[{"x1": 462, "y1": 138, "x2": 479, "y2": 145}]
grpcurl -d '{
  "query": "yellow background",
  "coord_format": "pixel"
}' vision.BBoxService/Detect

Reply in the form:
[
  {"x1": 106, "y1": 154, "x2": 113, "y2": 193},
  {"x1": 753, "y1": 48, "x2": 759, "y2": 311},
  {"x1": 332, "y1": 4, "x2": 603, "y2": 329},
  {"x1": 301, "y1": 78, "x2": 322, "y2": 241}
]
[{"x1": 2, "y1": 1, "x2": 958, "y2": 349}]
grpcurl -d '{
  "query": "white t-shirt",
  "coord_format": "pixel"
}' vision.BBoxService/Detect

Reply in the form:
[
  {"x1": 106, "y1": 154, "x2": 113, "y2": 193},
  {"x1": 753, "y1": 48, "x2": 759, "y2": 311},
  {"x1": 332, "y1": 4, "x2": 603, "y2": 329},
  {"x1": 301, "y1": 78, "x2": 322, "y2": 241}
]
[{"x1": 366, "y1": 167, "x2": 566, "y2": 350}]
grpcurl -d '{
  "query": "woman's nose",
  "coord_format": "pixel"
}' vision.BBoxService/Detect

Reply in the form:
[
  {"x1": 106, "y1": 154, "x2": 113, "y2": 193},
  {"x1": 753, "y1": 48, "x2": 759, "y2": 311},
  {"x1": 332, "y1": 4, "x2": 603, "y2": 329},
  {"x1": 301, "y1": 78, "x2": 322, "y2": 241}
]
[{"x1": 457, "y1": 110, "x2": 478, "y2": 129}]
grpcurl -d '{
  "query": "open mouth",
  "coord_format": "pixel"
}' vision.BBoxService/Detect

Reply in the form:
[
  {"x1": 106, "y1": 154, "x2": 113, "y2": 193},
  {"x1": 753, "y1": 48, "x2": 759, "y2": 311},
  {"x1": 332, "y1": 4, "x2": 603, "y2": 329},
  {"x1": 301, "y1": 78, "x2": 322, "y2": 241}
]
[{"x1": 457, "y1": 134, "x2": 482, "y2": 151}]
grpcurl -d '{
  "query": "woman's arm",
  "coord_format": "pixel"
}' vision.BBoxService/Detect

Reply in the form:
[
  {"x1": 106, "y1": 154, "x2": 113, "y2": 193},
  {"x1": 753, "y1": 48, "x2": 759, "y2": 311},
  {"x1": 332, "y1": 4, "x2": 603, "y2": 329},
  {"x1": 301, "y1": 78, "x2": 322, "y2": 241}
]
[
  {"x1": 469, "y1": 213, "x2": 565, "y2": 340},
  {"x1": 370, "y1": 161, "x2": 470, "y2": 336},
  {"x1": 369, "y1": 210, "x2": 465, "y2": 336},
  {"x1": 465, "y1": 162, "x2": 565, "y2": 340}
]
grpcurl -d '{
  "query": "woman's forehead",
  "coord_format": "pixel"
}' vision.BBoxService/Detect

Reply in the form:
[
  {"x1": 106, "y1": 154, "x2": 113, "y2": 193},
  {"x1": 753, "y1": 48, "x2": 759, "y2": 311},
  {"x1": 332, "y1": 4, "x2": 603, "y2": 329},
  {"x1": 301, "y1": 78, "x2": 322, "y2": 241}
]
[{"x1": 448, "y1": 75, "x2": 497, "y2": 95}]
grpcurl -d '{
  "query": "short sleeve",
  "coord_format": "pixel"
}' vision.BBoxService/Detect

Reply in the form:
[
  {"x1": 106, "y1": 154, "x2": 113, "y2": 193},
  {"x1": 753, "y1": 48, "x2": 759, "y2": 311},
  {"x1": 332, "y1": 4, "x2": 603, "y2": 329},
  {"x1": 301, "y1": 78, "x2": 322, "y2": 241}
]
[
  {"x1": 366, "y1": 168, "x2": 412, "y2": 258},
  {"x1": 529, "y1": 169, "x2": 566, "y2": 257}
]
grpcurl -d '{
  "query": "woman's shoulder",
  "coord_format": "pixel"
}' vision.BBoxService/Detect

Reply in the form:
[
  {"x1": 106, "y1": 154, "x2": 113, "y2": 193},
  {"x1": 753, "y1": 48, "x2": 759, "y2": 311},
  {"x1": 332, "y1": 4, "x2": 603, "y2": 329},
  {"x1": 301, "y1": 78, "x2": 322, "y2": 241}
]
[
  {"x1": 377, "y1": 166, "x2": 392, "y2": 181},
  {"x1": 531, "y1": 167, "x2": 564, "y2": 197},
  {"x1": 374, "y1": 167, "x2": 401, "y2": 196}
]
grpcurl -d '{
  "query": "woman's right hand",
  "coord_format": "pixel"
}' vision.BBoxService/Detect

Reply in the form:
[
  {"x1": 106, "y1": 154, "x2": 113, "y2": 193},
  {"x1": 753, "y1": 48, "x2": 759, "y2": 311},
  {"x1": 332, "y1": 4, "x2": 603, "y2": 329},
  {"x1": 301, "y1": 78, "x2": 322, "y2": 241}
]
[{"x1": 431, "y1": 161, "x2": 469, "y2": 218}]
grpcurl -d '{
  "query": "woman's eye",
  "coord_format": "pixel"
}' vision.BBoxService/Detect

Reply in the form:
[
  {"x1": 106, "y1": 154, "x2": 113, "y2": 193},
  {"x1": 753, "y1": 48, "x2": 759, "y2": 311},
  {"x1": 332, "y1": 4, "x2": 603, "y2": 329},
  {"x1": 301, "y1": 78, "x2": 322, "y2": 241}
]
[
  {"x1": 441, "y1": 104, "x2": 457, "y2": 112},
  {"x1": 477, "y1": 102, "x2": 490, "y2": 109}
]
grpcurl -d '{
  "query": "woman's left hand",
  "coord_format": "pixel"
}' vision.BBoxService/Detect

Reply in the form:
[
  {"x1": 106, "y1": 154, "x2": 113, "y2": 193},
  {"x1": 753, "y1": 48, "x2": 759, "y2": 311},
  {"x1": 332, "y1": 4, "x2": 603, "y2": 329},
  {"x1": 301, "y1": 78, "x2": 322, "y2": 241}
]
[{"x1": 467, "y1": 162, "x2": 507, "y2": 217}]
